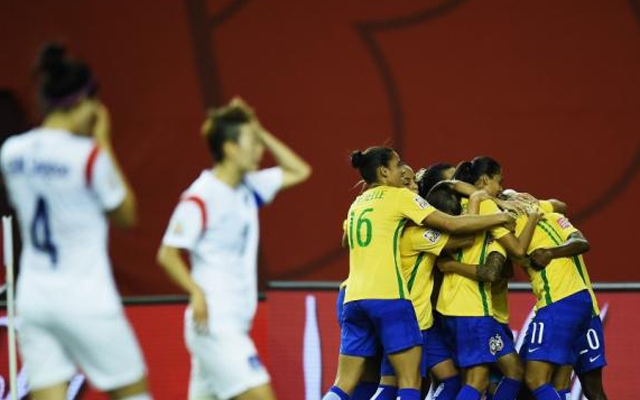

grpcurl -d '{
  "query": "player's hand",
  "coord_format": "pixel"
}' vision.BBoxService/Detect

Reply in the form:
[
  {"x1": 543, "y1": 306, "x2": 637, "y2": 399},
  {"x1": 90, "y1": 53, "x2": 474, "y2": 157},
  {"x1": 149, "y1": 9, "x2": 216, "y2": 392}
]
[
  {"x1": 529, "y1": 248, "x2": 553, "y2": 270},
  {"x1": 496, "y1": 199, "x2": 528, "y2": 216},
  {"x1": 190, "y1": 288, "x2": 209, "y2": 335},
  {"x1": 500, "y1": 212, "x2": 517, "y2": 232},
  {"x1": 470, "y1": 189, "x2": 490, "y2": 203},
  {"x1": 436, "y1": 256, "x2": 455, "y2": 273},
  {"x1": 92, "y1": 102, "x2": 112, "y2": 148},
  {"x1": 229, "y1": 96, "x2": 255, "y2": 119},
  {"x1": 514, "y1": 192, "x2": 538, "y2": 204}
]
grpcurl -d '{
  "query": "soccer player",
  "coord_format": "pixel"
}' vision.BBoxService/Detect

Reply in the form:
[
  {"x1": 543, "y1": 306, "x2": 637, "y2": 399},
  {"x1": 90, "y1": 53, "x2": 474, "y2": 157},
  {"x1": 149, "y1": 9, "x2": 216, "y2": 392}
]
[
  {"x1": 512, "y1": 207, "x2": 594, "y2": 400},
  {"x1": 373, "y1": 165, "x2": 470, "y2": 400},
  {"x1": 322, "y1": 147, "x2": 515, "y2": 400},
  {"x1": 0, "y1": 44, "x2": 152, "y2": 400},
  {"x1": 156, "y1": 98, "x2": 311, "y2": 400},
  {"x1": 511, "y1": 197, "x2": 607, "y2": 400}
]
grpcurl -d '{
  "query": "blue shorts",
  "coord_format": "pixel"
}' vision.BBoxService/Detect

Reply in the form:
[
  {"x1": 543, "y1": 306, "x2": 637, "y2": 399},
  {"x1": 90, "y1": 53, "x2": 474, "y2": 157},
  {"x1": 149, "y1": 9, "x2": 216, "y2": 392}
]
[
  {"x1": 336, "y1": 286, "x2": 346, "y2": 327},
  {"x1": 520, "y1": 290, "x2": 593, "y2": 365},
  {"x1": 441, "y1": 316, "x2": 505, "y2": 368},
  {"x1": 340, "y1": 299, "x2": 422, "y2": 357},
  {"x1": 380, "y1": 325, "x2": 454, "y2": 377},
  {"x1": 495, "y1": 322, "x2": 516, "y2": 358},
  {"x1": 574, "y1": 315, "x2": 607, "y2": 374}
]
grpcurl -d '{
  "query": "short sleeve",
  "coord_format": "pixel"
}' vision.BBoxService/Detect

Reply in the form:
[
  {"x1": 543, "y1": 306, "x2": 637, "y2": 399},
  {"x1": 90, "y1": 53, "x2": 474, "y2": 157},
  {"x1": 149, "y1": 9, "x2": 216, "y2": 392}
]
[
  {"x1": 161, "y1": 198, "x2": 205, "y2": 250},
  {"x1": 479, "y1": 200, "x2": 510, "y2": 239},
  {"x1": 407, "y1": 227, "x2": 450, "y2": 256},
  {"x1": 487, "y1": 235, "x2": 507, "y2": 257},
  {"x1": 538, "y1": 200, "x2": 554, "y2": 214},
  {"x1": 396, "y1": 189, "x2": 436, "y2": 225},
  {"x1": 554, "y1": 215, "x2": 579, "y2": 238},
  {"x1": 244, "y1": 167, "x2": 284, "y2": 207},
  {"x1": 89, "y1": 149, "x2": 126, "y2": 211}
]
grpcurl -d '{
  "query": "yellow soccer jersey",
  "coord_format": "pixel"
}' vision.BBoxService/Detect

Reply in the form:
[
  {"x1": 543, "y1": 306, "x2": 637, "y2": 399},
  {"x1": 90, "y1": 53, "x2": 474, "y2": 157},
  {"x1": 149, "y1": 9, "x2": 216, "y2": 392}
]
[
  {"x1": 400, "y1": 225, "x2": 450, "y2": 330},
  {"x1": 538, "y1": 200, "x2": 554, "y2": 214},
  {"x1": 437, "y1": 199, "x2": 509, "y2": 317},
  {"x1": 516, "y1": 212, "x2": 589, "y2": 309},
  {"x1": 345, "y1": 186, "x2": 435, "y2": 302},
  {"x1": 461, "y1": 199, "x2": 511, "y2": 240},
  {"x1": 491, "y1": 278, "x2": 510, "y2": 324}
]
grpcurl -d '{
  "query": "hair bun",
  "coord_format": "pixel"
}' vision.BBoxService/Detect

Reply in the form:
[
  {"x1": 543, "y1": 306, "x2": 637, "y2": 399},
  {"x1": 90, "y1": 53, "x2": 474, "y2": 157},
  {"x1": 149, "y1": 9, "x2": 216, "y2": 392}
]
[
  {"x1": 350, "y1": 150, "x2": 364, "y2": 168},
  {"x1": 36, "y1": 43, "x2": 67, "y2": 74}
]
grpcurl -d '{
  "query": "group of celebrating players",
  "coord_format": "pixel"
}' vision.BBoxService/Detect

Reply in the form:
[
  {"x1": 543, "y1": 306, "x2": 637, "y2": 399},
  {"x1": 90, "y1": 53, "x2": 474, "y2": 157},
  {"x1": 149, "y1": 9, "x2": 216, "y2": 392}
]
[
  {"x1": 322, "y1": 148, "x2": 608, "y2": 400},
  {"x1": 0, "y1": 42, "x2": 608, "y2": 400}
]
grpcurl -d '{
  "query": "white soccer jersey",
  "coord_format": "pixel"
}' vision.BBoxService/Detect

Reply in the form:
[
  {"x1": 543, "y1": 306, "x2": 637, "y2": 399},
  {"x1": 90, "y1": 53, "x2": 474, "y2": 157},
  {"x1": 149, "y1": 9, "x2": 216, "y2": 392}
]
[
  {"x1": 0, "y1": 128, "x2": 126, "y2": 316},
  {"x1": 162, "y1": 167, "x2": 283, "y2": 331}
]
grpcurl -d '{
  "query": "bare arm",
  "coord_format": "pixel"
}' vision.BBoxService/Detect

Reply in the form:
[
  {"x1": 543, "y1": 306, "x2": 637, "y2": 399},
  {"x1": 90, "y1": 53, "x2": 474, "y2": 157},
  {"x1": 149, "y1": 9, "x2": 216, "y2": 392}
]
[
  {"x1": 94, "y1": 104, "x2": 137, "y2": 228},
  {"x1": 423, "y1": 209, "x2": 515, "y2": 235},
  {"x1": 547, "y1": 199, "x2": 567, "y2": 214},
  {"x1": 444, "y1": 235, "x2": 475, "y2": 251},
  {"x1": 156, "y1": 245, "x2": 208, "y2": 333},
  {"x1": 258, "y1": 128, "x2": 312, "y2": 189},
  {"x1": 437, "y1": 252, "x2": 506, "y2": 283},
  {"x1": 529, "y1": 232, "x2": 590, "y2": 270},
  {"x1": 497, "y1": 211, "x2": 542, "y2": 258}
]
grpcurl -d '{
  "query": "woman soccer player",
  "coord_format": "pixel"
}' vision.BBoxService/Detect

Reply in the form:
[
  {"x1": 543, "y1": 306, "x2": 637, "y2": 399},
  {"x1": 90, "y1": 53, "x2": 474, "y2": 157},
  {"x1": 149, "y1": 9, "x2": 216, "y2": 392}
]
[
  {"x1": 0, "y1": 44, "x2": 152, "y2": 400},
  {"x1": 322, "y1": 147, "x2": 515, "y2": 400},
  {"x1": 434, "y1": 157, "x2": 542, "y2": 400},
  {"x1": 157, "y1": 98, "x2": 310, "y2": 400}
]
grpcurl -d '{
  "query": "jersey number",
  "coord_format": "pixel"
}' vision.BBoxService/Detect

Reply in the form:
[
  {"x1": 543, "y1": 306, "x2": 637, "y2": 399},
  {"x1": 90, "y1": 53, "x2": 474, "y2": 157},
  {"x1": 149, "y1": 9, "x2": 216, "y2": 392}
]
[
  {"x1": 586, "y1": 328, "x2": 600, "y2": 350},
  {"x1": 349, "y1": 208, "x2": 373, "y2": 249},
  {"x1": 30, "y1": 197, "x2": 58, "y2": 265},
  {"x1": 530, "y1": 321, "x2": 545, "y2": 345}
]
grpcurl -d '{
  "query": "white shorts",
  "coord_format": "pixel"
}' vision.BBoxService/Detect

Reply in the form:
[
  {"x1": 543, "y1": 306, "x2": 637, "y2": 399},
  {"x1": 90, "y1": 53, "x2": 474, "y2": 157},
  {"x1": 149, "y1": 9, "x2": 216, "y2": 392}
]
[
  {"x1": 185, "y1": 313, "x2": 270, "y2": 400},
  {"x1": 18, "y1": 311, "x2": 146, "y2": 391}
]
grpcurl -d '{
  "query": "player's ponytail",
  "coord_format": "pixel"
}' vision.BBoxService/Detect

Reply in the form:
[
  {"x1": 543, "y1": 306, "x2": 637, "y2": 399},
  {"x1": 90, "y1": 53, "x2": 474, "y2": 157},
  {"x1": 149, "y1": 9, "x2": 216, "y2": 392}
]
[
  {"x1": 454, "y1": 156, "x2": 501, "y2": 184},
  {"x1": 34, "y1": 42, "x2": 97, "y2": 114},
  {"x1": 350, "y1": 147, "x2": 394, "y2": 185},
  {"x1": 453, "y1": 161, "x2": 475, "y2": 183}
]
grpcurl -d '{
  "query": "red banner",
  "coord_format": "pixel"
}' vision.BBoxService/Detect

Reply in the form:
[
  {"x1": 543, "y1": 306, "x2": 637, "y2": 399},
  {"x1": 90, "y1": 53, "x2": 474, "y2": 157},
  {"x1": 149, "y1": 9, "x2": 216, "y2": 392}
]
[
  {"x1": 0, "y1": 290, "x2": 635, "y2": 399},
  {"x1": 267, "y1": 290, "x2": 637, "y2": 400}
]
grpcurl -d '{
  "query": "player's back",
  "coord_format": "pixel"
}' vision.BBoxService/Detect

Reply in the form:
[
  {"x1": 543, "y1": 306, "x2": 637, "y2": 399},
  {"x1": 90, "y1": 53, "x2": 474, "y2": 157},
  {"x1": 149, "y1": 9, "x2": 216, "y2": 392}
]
[{"x1": 1, "y1": 128, "x2": 121, "y2": 315}]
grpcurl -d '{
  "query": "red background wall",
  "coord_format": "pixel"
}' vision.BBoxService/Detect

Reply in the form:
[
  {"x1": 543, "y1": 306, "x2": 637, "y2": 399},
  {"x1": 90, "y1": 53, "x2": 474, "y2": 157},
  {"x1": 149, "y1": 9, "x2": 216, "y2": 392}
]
[{"x1": 0, "y1": 0, "x2": 638, "y2": 294}]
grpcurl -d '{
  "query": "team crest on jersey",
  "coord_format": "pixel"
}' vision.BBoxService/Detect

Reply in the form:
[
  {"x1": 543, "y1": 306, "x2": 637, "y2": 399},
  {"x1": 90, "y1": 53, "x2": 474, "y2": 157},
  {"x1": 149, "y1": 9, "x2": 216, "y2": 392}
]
[
  {"x1": 414, "y1": 196, "x2": 429, "y2": 210},
  {"x1": 557, "y1": 217, "x2": 572, "y2": 229},
  {"x1": 423, "y1": 229, "x2": 441, "y2": 244},
  {"x1": 489, "y1": 334, "x2": 504, "y2": 355}
]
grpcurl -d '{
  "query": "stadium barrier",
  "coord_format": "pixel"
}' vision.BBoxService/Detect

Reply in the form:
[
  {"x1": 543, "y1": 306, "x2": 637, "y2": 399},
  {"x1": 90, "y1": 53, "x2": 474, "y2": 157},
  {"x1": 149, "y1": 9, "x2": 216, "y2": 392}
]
[{"x1": 0, "y1": 283, "x2": 636, "y2": 399}]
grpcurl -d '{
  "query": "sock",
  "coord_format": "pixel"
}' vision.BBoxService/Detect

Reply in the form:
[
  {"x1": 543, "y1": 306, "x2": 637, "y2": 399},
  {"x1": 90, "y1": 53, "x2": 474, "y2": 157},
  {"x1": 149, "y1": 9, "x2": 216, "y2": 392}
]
[
  {"x1": 351, "y1": 382, "x2": 379, "y2": 400},
  {"x1": 557, "y1": 389, "x2": 571, "y2": 400},
  {"x1": 493, "y1": 377, "x2": 522, "y2": 400},
  {"x1": 322, "y1": 386, "x2": 349, "y2": 400},
  {"x1": 455, "y1": 384, "x2": 481, "y2": 400},
  {"x1": 118, "y1": 394, "x2": 153, "y2": 400},
  {"x1": 532, "y1": 384, "x2": 561, "y2": 400},
  {"x1": 397, "y1": 388, "x2": 420, "y2": 400},
  {"x1": 433, "y1": 375, "x2": 462, "y2": 400},
  {"x1": 368, "y1": 385, "x2": 397, "y2": 400}
]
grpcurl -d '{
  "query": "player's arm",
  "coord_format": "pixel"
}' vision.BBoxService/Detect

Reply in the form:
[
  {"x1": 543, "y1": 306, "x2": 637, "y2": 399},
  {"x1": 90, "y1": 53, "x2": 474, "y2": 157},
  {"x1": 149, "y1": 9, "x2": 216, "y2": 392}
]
[
  {"x1": 232, "y1": 98, "x2": 311, "y2": 189},
  {"x1": 528, "y1": 231, "x2": 590, "y2": 270},
  {"x1": 422, "y1": 210, "x2": 515, "y2": 235},
  {"x1": 546, "y1": 199, "x2": 567, "y2": 214},
  {"x1": 93, "y1": 104, "x2": 137, "y2": 228},
  {"x1": 437, "y1": 252, "x2": 506, "y2": 283},
  {"x1": 496, "y1": 210, "x2": 542, "y2": 258},
  {"x1": 156, "y1": 245, "x2": 209, "y2": 332},
  {"x1": 444, "y1": 235, "x2": 475, "y2": 251}
]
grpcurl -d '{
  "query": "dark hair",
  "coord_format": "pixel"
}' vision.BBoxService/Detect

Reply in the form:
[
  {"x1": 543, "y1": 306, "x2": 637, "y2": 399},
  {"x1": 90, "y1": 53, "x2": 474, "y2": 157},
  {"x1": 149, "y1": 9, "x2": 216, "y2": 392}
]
[
  {"x1": 203, "y1": 105, "x2": 253, "y2": 161},
  {"x1": 417, "y1": 163, "x2": 453, "y2": 198},
  {"x1": 34, "y1": 43, "x2": 97, "y2": 114},
  {"x1": 426, "y1": 182, "x2": 462, "y2": 216},
  {"x1": 453, "y1": 156, "x2": 501, "y2": 184},
  {"x1": 350, "y1": 147, "x2": 395, "y2": 184}
]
